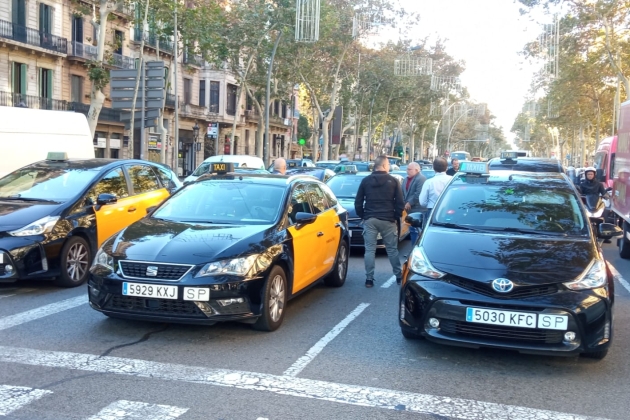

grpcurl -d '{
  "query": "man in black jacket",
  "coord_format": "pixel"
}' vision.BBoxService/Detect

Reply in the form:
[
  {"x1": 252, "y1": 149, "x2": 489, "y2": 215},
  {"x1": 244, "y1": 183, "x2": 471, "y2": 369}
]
[{"x1": 354, "y1": 156, "x2": 405, "y2": 288}]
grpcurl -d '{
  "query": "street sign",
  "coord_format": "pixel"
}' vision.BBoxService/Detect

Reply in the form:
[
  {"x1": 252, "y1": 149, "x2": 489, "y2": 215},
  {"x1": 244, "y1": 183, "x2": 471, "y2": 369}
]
[
  {"x1": 207, "y1": 122, "x2": 218, "y2": 138},
  {"x1": 110, "y1": 61, "x2": 165, "y2": 111},
  {"x1": 110, "y1": 89, "x2": 164, "y2": 99},
  {"x1": 120, "y1": 109, "x2": 160, "y2": 121},
  {"x1": 112, "y1": 99, "x2": 164, "y2": 109},
  {"x1": 124, "y1": 118, "x2": 158, "y2": 130}
]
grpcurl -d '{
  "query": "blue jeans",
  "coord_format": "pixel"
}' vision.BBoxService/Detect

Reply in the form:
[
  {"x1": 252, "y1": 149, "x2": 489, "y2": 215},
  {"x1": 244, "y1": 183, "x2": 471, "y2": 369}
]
[{"x1": 363, "y1": 218, "x2": 402, "y2": 281}]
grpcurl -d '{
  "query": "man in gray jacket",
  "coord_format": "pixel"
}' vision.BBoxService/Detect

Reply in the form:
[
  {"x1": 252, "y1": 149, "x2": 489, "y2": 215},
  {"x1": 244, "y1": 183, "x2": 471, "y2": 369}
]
[{"x1": 403, "y1": 162, "x2": 426, "y2": 246}]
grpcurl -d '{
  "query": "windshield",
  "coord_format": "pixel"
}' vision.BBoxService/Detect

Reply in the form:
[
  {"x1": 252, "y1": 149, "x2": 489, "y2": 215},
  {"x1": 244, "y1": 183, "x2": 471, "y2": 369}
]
[
  {"x1": 433, "y1": 178, "x2": 588, "y2": 236},
  {"x1": 450, "y1": 152, "x2": 470, "y2": 161},
  {"x1": 0, "y1": 166, "x2": 99, "y2": 202},
  {"x1": 153, "y1": 181, "x2": 285, "y2": 224},
  {"x1": 326, "y1": 176, "x2": 365, "y2": 199}
]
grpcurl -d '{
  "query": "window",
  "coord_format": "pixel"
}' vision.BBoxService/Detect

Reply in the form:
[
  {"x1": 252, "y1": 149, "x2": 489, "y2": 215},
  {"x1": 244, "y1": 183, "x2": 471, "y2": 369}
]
[
  {"x1": 127, "y1": 165, "x2": 161, "y2": 194},
  {"x1": 226, "y1": 84, "x2": 237, "y2": 115},
  {"x1": 273, "y1": 100, "x2": 279, "y2": 116},
  {"x1": 210, "y1": 81, "x2": 220, "y2": 112},
  {"x1": 114, "y1": 30, "x2": 123, "y2": 55},
  {"x1": 72, "y1": 16, "x2": 83, "y2": 43},
  {"x1": 39, "y1": 3, "x2": 52, "y2": 34},
  {"x1": 71, "y1": 75, "x2": 83, "y2": 103},
  {"x1": 320, "y1": 183, "x2": 338, "y2": 204},
  {"x1": 288, "y1": 185, "x2": 312, "y2": 224},
  {"x1": 245, "y1": 130, "x2": 250, "y2": 155},
  {"x1": 154, "y1": 165, "x2": 178, "y2": 190},
  {"x1": 87, "y1": 168, "x2": 129, "y2": 204},
  {"x1": 199, "y1": 80, "x2": 206, "y2": 107},
  {"x1": 39, "y1": 68, "x2": 52, "y2": 98},
  {"x1": 307, "y1": 184, "x2": 329, "y2": 214},
  {"x1": 184, "y1": 78, "x2": 192, "y2": 105},
  {"x1": 12, "y1": 62, "x2": 27, "y2": 95},
  {"x1": 12, "y1": 0, "x2": 26, "y2": 25}
]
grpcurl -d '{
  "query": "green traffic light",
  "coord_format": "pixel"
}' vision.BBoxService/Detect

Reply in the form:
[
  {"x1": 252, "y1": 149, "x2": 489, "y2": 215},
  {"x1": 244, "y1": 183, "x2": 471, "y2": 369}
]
[{"x1": 298, "y1": 139, "x2": 306, "y2": 145}]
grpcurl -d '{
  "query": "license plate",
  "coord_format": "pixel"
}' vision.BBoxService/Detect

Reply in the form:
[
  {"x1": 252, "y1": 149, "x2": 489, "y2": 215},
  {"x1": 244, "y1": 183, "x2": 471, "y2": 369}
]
[
  {"x1": 183, "y1": 287, "x2": 210, "y2": 302},
  {"x1": 348, "y1": 230, "x2": 352, "y2": 238},
  {"x1": 0, "y1": 253, "x2": 3, "y2": 263},
  {"x1": 122, "y1": 282, "x2": 178, "y2": 299},
  {"x1": 466, "y1": 307, "x2": 568, "y2": 330}
]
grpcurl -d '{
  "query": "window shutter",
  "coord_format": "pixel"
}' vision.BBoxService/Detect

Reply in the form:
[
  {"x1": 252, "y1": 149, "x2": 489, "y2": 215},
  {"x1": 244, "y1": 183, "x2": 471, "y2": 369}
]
[
  {"x1": 47, "y1": 69, "x2": 53, "y2": 98},
  {"x1": 20, "y1": 64, "x2": 27, "y2": 94}
]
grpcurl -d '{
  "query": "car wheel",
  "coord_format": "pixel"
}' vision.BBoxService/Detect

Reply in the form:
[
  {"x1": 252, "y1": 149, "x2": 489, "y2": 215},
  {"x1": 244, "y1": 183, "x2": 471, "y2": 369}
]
[
  {"x1": 324, "y1": 241, "x2": 348, "y2": 287},
  {"x1": 401, "y1": 328, "x2": 423, "y2": 340},
  {"x1": 581, "y1": 349, "x2": 608, "y2": 360},
  {"x1": 55, "y1": 236, "x2": 91, "y2": 287},
  {"x1": 619, "y1": 221, "x2": 630, "y2": 259},
  {"x1": 252, "y1": 266, "x2": 287, "y2": 332}
]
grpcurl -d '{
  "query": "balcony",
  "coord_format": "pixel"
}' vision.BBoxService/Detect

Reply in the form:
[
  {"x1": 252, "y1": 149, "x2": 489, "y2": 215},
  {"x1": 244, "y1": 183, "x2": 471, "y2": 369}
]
[
  {"x1": 183, "y1": 50, "x2": 204, "y2": 67},
  {"x1": 0, "y1": 91, "x2": 68, "y2": 110},
  {"x1": 69, "y1": 41, "x2": 97, "y2": 61},
  {"x1": 133, "y1": 30, "x2": 173, "y2": 54},
  {"x1": 165, "y1": 93, "x2": 176, "y2": 108},
  {"x1": 245, "y1": 109, "x2": 260, "y2": 121},
  {"x1": 110, "y1": 51, "x2": 134, "y2": 69},
  {"x1": 0, "y1": 19, "x2": 67, "y2": 54},
  {"x1": 68, "y1": 102, "x2": 122, "y2": 122},
  {"x1": 179, "y1": 102, "x2": 219, "y2": 118}
]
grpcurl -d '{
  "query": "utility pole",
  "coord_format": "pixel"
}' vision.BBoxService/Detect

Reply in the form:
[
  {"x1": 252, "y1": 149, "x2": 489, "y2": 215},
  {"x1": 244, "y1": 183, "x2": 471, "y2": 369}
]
[
  {"x1": 264, "y1": 31, "x2": 283, "y2": 167},
  {"x1": 173, "y1": 2, "x2": 179, "y2": 175}
]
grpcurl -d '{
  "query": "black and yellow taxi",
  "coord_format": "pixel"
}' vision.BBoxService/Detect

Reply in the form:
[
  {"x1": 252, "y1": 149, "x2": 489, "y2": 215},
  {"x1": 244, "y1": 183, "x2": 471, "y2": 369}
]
[
  {"x1": 88, "y1": 163, "x2": 350, "y2": 331},
  {"x1": 325, "y1": 165, "x2": 409, "y2": 248},
  {"x1": 0, "y1": 153, "x2": 180, "y2": 287},
  {"x1": 399, "y1": 161, "x2": 622, "y2": 359}
]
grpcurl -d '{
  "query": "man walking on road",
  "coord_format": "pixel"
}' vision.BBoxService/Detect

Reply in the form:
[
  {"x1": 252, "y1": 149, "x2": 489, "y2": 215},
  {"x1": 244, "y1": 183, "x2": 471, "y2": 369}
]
[
  {"x1": 272, "y1": 158, "x2": 287, "y2": 175},
  {"x1": 446, "y1": 158, "x2": 460, "y2": 176},
  {"x1": 403, "y1": 162, "x2": 426, "y2": 245},
  {"x1": 354, "y1": 156, "x2": 405, "y2": 288},
  {"x1": 419, "y1": 157, "x2": 450, "y2": 216}
]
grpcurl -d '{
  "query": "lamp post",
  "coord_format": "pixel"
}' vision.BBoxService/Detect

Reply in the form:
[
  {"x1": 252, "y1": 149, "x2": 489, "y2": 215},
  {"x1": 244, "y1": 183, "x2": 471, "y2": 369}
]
[
  {"x1": 432, "y1": 101, "x2": 460, "y2": 159},
  {"x1": 192, "y1": 122, "x2": 199, "y2": 171}
]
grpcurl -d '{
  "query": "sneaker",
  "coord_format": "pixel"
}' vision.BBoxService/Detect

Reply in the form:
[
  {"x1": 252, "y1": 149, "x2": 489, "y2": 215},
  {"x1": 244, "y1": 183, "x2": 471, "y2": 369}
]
[{"x1": 365, "y1": 279, "x2": 374, "y2": 288}]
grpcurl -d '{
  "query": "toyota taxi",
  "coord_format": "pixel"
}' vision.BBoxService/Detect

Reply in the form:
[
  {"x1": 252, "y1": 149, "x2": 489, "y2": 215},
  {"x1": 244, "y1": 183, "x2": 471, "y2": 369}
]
[
  {"x1": 88, "y1": 163, "x2": 350, "y2": 331},
  {"x1": 0, "y1": 153, "x2": 179, "y2": 287},
  {"x1": 399, "y1": 161, "x2": 622, "y2": 359}
]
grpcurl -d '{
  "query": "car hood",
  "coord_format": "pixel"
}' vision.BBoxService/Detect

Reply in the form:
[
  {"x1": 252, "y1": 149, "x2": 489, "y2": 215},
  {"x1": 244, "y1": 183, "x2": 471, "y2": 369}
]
[
  {"x1": 422, "y1": 228, "x2": 595, "y2": 285},
  {"x1": 337, "y1": 198, "x2": 358, "y2": 219},
  {"x1": 0, "y1": 200, "x2": 63, "y2": 232},
  {"x1": 110, "y1": 218, "x2": 275, "y2": 265}
]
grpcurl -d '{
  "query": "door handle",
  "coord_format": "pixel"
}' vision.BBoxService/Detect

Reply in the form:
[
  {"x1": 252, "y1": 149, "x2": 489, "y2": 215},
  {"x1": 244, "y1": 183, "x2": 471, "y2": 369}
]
[
  {"x1": 317, "y1": 232, "x2": 324, "y2": 237},
  {"x1": 128, "y1": 207, "x2": 137, "y2": 212},
  {"x1": 334, "y1": 223, "x2": 341, "y2": 228}
]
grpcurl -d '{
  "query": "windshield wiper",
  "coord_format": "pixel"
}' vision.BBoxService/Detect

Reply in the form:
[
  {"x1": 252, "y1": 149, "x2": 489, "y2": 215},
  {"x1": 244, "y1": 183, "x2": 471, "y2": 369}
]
[
  {"x1": 484, "y1": 227, "x2": 567, "y2": 236},
  {"x1": 0, "y1": 195, "x2": 58, "y2": 203},
  {"x1": 432, "y1": 222, "x2": 478, "y2": 231}
]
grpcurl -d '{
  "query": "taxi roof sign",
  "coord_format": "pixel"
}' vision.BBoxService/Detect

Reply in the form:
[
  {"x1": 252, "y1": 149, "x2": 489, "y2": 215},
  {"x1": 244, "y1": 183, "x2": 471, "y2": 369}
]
[
  {"x1": 500, "y1": 151, "x2": 519, "y2": 160},
  {"x1": 210, "y1": 162, "x2": 234, "y2": 174},
  {"x1": 46, "y1": 152, "x2": 69, "y2": 161},
  {"x1": 459, "y1": 161, "x2": 489, "y2": 175},
  {"x1": 338, "y1": 164, "x2": 358, "y2": 174}
]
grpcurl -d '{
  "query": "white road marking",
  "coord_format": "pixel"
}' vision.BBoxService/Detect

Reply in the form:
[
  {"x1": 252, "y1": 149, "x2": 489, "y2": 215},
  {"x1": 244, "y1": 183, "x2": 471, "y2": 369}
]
[
  {"x1": 0, "y1": 346, "x2": 609, "y2": 420},
  {"x1": 608, "y1": 264, "x2": 630, "y2": 294},
  {"x1": 86, "y1": 400, "x2": 188, "y2": 420},
  {"x1": 380, "y1": 276, "x2": 397, "y2": 288},
  {"x1": 283, "y1": 303, "x2": 370, "y2": 377},
  {"x1": 0, "y1": 295, "x2": 87, "y2": 332},
  {"x1": 0, "y1": 384, "x2": 52, "y2": 416},
  {"x1": 0, "y1": 295, "x2": 16, "y2": 300}
]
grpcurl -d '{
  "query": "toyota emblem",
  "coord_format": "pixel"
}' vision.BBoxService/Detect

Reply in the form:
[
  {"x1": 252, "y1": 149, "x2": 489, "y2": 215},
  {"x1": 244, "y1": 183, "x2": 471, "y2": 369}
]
[{"x1": 492, "y1": 278, "x2": 514, "y2": 293}]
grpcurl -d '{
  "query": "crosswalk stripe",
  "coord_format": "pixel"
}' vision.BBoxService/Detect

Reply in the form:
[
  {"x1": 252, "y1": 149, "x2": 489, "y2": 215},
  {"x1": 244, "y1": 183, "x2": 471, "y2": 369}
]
[
  {"x1": 0, "y1": 384, "x2": 52, "y2": 416},
  {"x1": 86, "y1": 400, "x2": 188, "y2": 420},
  {"x1": 0, "y1": 295, "x2": 87, "y2": 332}
]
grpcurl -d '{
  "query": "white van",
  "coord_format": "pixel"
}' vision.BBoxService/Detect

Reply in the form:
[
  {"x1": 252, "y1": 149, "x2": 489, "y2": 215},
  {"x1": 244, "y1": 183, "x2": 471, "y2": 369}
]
[
  {"x1": 184, "y1": 155, "x2": 266, "y2": 183},
  {"x1": 0, "y1": 107, "x2": 95, "y2": 178}
]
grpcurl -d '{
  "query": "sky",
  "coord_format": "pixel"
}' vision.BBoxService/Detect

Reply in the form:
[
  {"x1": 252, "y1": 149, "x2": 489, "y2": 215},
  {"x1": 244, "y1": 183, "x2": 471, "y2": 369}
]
[{"x1": 396, "y1": 0, "x2": 546, "y2": 144}]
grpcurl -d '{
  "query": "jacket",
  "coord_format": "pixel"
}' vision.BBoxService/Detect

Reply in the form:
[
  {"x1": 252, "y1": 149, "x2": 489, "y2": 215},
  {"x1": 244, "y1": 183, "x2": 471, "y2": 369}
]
[
  {"x1": 578, "y1": 178, "x2": 607, "y2": 197},
  {"x1": 354, "y1": 171, "x2": 404, "y2": 222},
  {"x1": 403, "y1": 173, "x2": 427, "y2": 213}
]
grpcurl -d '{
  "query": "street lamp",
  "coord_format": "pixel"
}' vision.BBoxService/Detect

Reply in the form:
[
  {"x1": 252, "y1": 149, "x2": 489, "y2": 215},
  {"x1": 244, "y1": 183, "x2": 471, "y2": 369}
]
[{"x1": 193, "y1": 122, "x2": 200, "y2": 141}]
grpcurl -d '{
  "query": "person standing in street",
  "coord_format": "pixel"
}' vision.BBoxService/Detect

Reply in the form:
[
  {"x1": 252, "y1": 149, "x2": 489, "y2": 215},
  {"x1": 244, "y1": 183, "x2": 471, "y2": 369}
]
[
  {"x1": 403, "y1": 162, "x2": 426, "y2": 245},
  {"x1": 272, "y1": 158, "x2": 287, "y2": 175},
  {"x1": 419, "y1": 157, "x2": 450, "y2": 216},
  {"x1": 354, "y1": 156, "x2": 405, "y2": 288},
  {"x1": 446, "y1": 158, "x2": 460, "y2": 176}
]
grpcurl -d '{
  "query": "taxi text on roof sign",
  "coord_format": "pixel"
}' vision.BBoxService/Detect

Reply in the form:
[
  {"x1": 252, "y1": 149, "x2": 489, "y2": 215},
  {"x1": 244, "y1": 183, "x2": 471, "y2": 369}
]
[
  {"x1": 210, "y1": 162, "x2": 234, "y2": 174},
  {"x1": 500, "y1": 151, "x2": 519, "y2": 160},
  {"x1": 459, "y1": 161, "x2": 489, "y2": 175}
]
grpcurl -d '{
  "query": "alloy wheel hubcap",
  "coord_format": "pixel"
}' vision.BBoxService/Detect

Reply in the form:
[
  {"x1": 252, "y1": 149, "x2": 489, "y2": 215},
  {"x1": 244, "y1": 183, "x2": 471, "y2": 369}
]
[
  {"x1": 269, "y1": 275, "x2": 285, "y2": 322},
  {"x1": 338, "y1": 246, "x2": 347, "y2": 278},
  {"x1": 67, "y1": 243, "x2": 88, "y2": 282}
]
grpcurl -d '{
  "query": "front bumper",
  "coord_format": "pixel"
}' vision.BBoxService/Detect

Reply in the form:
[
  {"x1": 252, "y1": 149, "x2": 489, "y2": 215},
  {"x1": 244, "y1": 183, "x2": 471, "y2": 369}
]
[
  {"x1": 399, "y1": 274, "x2": 613, "y2": 356},
  {"x1": 88, "y1": 268, "x2": 266, "y2": 325},
  {"x1": 0, "y1": 235, "x2": 62, "y2": 282}
]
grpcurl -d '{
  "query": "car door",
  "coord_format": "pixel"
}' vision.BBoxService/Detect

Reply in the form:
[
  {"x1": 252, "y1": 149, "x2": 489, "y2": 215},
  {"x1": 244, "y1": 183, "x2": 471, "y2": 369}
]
[
  {"x1": 90, "y1": 167, "x2": 136, "y2": 246},
  {"x1": 286, "y1": 184, "x2": 324, "y2": 294},
  {"x1": 306, "y1": 183, "x2": 341, "y2": 273},
  {"x1": 124, "y1": 164, "x2": 170, "y2": 218}
]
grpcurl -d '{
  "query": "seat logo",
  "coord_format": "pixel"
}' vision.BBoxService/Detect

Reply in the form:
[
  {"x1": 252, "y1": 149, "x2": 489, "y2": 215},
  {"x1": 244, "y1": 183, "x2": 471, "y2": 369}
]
[
  {"x1": 492, "y1": 278, "x2": 514, "y2": 293},
  {"x1": 146, "y1": 266, "x2": 158, "y2": 277}
]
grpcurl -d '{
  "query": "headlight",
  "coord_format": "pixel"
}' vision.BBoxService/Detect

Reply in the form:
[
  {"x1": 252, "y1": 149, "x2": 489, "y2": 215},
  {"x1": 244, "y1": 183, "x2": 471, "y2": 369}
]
[
  {"x1": 93, "y1": 248, "x2": 114, "y2": 272},
  {"x1": 195, "y1": 254, "x2": 259, "y2": 277},
  {"x1": 564, "y1": 259, "x2": 607, "y2": 290},
  {"x1": 9, "y1": 216, "x2": 60, "y2": 236},
  {"x1": 408, "y1": 247, "x2": 445, "y2": 279}
]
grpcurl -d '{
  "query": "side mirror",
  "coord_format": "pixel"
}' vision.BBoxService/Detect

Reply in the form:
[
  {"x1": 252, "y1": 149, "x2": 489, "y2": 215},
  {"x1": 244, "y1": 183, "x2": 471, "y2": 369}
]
[
  {"x1": 598, "y1": 223, "x2": 623, "y2": 239},
  {"x1": 295, "y1": 212, "x2": 317, "y2": 228},
  {"x1": 405, "y1": 212, "x2": 424, "y2": 228},
  {"x1": 96, "y1": 193, "x2": 117, "y2": 206},
  {"x1": 146, "y1": 205, "x2": 158, "y2": 215}
]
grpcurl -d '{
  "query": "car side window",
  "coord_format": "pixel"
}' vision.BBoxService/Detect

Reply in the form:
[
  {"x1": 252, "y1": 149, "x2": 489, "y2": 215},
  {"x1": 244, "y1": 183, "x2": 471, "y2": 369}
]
[
  {"x1": 154, "y1": 165, "x2": 178, "y2": 190},
  {"x1": 288, "y1": 185, "x2": 313, "y2": 225},
  {"x1": 127, "y1": 165, "x2": 161, "y2": 195},
  {"x1": 306, "y1": 184, "x2": 329, "y2": 214},
  {"x1": 86, "y1": 168, "x2": 129, "y2": 204},
  {"x1": 319, "y1": 183, "x2": 338, "y2": 206}
]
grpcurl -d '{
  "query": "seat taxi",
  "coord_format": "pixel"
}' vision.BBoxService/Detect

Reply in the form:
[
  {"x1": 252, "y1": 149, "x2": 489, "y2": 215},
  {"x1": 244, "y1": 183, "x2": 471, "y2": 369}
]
[
  {"x1": 88, "y1": 163, "x2": 350, "y2": 331},
  {"x1": 0, "y1": 153, "x2": 180, "y2": 287},
  {"x1": 399, "y1": 161, "x2": 622, "y2": 359}
]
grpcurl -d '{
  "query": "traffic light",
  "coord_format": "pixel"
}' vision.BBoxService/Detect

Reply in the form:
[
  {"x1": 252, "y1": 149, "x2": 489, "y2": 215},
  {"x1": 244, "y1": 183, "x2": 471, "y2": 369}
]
[{"x1": 298, "y1": 138, "x2": 306, "y2": 145}]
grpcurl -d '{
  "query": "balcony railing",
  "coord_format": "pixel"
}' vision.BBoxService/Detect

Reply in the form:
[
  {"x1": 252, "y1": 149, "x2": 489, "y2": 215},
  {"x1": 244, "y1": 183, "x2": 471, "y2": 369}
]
[
  {"x1": 69, "y1": 41, "x2": 97, "y2": 60},
  {"x1": 165, "y1": 93, "x2": 176, "y2": 108},
  {"x1": 0, "y1": 91, "x2": 68, "y2": 110},
  {"x1": 133, "y1": 29, "x2": 173, "y2": 54},
  {"x1": 183, "y1": 50, "x2": 204, "y2": 66},
  {"x1": 0, "y1": 19, "x2": 67, "y2": 54},
  {"x1": 115, "y1": 3, "x2": 134, "y2": 15},
  {"x1": 245, "y1": 109, "x2": 259, "y2": 120},
  {"x1": 110, "y1": 52, "x2": 134, "y2": 69},
  {"x1": 68, "y1": 102, "x2": 122, "y2": 122}
]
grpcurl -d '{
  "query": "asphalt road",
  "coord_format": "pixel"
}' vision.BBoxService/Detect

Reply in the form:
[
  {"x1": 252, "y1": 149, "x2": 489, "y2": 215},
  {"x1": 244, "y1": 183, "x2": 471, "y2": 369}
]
[{"x1": 0, "y1": 240, "x2": 629, "y2": 420}]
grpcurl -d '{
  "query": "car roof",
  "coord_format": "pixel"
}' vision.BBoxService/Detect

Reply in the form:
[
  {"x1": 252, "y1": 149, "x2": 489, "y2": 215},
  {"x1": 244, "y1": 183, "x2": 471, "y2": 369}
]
[
  {"x1": 26, "y1": 158, "x2": 160, "y2": 171},
  {"x1": 195, "y1": 172, "x2": 323, "y2": 186},
  {"x1": 487, "y1": 157, "x2": 564, "y2": 173}
]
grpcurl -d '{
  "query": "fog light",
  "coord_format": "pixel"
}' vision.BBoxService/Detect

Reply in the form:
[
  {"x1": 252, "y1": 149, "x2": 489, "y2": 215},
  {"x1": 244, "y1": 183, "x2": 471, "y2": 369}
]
[
  {"x1": 5, "y1": 264, "x2": 14, "y2": 274},
  {"x1": 604, "y1": 322, "x2": 610, "y2": 339},
  {"x1": 88, "y1": 285, "x2": 99, "y2": 297},
  {"x1": 564, "y1": 331, "x2": 576, "y2": 342},
  {"x1": 429, "y1": 318, "x2": 440, "y2": 328},
  {"x1": 217, "y1": 298, "x2": 244, "y2": 307},
  {"x1": 399, "y1": 301, "x2": 405, "y2": 320}
]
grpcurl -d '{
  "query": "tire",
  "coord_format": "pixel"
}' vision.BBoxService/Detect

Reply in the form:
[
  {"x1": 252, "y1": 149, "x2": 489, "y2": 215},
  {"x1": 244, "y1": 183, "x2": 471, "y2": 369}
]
[
  {"x1": 581, "y1": 349, "x2": 608, "y2": 360},
  {"x1": 401, "y1": 328, "x2": 422, "y2": 340},
  {"x1": 324, "y1": 240, "x2": 348, "y2": 287},
  {"x1": 252, "y1": 266, "x2": 287, "y2": 332},
  {"x1": 55, "y1": 236, "x2": 91, "y2": 287},
  {"x1": 619, "y1": 221, "x2": 630, "y2": 259}
]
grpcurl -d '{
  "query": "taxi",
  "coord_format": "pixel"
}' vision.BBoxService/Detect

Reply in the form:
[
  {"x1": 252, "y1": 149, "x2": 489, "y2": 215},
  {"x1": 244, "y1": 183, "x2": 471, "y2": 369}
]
[
  {"x1": 325, "y1": 165, "x2": 409, "y2": 248},
  {"x1": 88, "y1": 163, "x2": 350, "y2": 331},
  {"x1": 488, "y1": 151, "x2": 564, "y2": 173},
  {"x1": 399, "y1": 161, "x2": 622, "y2": 359},
  {"x1": 0, "y1": 153, "x2": 180, "y2": 287}
]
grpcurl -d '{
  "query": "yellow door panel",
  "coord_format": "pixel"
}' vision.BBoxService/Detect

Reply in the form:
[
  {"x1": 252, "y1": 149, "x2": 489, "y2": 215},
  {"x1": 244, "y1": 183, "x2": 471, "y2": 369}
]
[
  {"x1": 400, "y1": 209, "x2": 410, "y2": 239},
  {"x1": 94, "y1": 196, "x2": 138, "y2": 247},
  {"x1": 288, "y1": 221, "x2": 326, "y2": 294},
  {"x1": 319, "y1": 209, "x2": 342, "y2": 270},
  {"x1": 130, "y1": 188, "x2": 169, "y2": 217}
]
